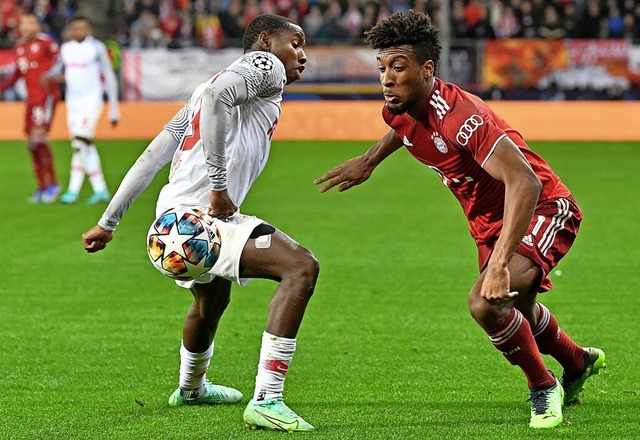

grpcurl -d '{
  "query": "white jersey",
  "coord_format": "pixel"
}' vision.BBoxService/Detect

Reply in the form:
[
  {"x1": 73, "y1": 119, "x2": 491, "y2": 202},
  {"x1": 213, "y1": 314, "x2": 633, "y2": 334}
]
[
  {"x1": 157, "y1": 51, "x2": 286, "y2": 211},
  {"x1": 61, "y1": 35, "x2": 119, "y2": 121}
]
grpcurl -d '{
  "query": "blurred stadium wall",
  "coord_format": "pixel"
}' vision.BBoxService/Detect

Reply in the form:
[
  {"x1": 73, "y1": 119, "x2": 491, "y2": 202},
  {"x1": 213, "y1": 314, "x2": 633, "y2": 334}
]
[
  {"x1": 0, "y1": 100, "x2": 639, "y2": 141},
  {"x1": 1, "y1": 40, "x2": 640, "y2": 141}
]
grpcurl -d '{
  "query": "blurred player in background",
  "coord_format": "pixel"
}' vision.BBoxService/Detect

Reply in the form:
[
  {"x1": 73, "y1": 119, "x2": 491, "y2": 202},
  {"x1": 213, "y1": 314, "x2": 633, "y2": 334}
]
[
  {"x1": 59, "y1": 15, "x2": 119, "y2": 205},
  {"x1": 81, "y1": 14, "x2": 317, "y2": 432},
  {"x1": 316, "y1": 10, "x2": 605, "y2": 429},
  {"x1": 0, "y1": 14, "x2": 60, "y2": 204}
]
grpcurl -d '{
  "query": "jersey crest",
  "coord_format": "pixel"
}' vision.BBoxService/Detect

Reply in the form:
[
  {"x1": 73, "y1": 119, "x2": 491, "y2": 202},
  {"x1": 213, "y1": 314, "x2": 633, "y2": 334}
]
[{"x1": 431, "y1": 132, "x2": 448, "y2": 153}]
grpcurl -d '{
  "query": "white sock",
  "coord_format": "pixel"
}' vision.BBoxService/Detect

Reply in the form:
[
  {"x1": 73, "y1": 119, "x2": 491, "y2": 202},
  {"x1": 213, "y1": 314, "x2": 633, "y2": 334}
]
[
  {"x1": 68, "y1": 139, "x2": 86, "y2": 194},
  {"x1": 252, "y1": 331, "x2": 296, "y2": 401},
  {"x1": 85, "y1": 144, "x2": 108, "y2": 193},
  {"x1": 178, "y1": 340, "x2": 214, "y2": 399}
]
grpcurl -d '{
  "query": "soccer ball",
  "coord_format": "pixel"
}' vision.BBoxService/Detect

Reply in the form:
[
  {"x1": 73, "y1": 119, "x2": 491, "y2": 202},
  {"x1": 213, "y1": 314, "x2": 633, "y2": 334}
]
[{"x1": 146, "y1": 208, "x2": 221, "y2": 281}]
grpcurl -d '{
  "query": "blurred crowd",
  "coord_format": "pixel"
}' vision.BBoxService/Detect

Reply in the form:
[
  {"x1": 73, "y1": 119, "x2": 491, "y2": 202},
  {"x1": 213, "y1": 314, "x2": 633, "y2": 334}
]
[{"x1": 1, "y1": 0, "x2": 640, "y2": 49}]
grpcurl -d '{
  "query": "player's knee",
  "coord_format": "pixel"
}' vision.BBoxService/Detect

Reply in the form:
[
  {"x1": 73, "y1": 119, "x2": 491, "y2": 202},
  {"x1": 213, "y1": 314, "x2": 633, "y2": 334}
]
[
  {"x1": 71, "y1": 138, "x2": 89, "y2": 152},
  {"x1": 288, "y1": 249, "x2": 320, "y2": 297},
  {"x1": 467, "y1": 292, "x2": 505, "y2": 330}
]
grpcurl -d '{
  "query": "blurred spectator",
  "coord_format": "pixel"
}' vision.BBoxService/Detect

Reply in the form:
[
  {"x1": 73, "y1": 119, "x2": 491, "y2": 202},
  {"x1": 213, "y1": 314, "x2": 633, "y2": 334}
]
[
  {"x1": 195, "y1": 12, "x2": 223, "y2": 48},
  {"x1": 538, "y1": 5, "x2": 565, "y2": 39},
  {"x1": 562, "y1": 2, "x2": 579, "y2": 38},
  {"x1": 518, "y1": 1, "x2": 538, "y2": 38},
  {"x1": 2, "y1": 0, "x2": 640, "y2": 50},
  {"x1": 302, "y1": 3, "x2": 323, "y2": 39},
  {"x1": 494, "y1": 5, "x2": 521, "y2": 38},
  {"x1": 465, "y1": 0, "x2": 485, "y2": 30},
  {"x1": 342, "y1": 0, "x2": 362, "y2": 38},
  {"x1": 217, "y1": 0, "x2": 243, "y2": 40},
  {"x1": 315, "y1": 0, "x2": 347, "y2": 40},
  {"x1": 1, "y1": 0, "x2": 23, "y2": 48},
  {"x1": 129, "y1": 9, "x2": 162, "y2": 47},
  {"x1": 451, "y1": 0, "x2": 469, "y2": 38},
  {"x1": 606, "y1": 3, "x2": 624, "y2": 38},
  {"x1": 360, "y1": 1, "x2": 379, "y2": 38},
  {"x1": 468, "y1": 1, "x2": 495, "y2": 39},
  {"x1": 623, "y1": 12, "x2": 639, "y2": 38},
  {"x1": 576, "y1": 0, "x2": 604, "y2": 38}
]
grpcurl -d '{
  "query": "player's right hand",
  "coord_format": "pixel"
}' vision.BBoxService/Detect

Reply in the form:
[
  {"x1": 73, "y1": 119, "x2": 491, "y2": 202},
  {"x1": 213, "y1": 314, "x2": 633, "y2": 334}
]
[
  {"x1": 314, "y1": 155, "x2": 373, "y2": 193},
  {"x1": 82, "y1": 225, "x2": 113, "y2": 253},
  {"x1": 208, "y1": 189, "x2": 237, "y2": 220}
]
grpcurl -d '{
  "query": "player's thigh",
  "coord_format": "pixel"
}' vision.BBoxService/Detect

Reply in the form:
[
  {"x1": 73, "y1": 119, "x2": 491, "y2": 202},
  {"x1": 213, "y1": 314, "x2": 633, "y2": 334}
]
[
  {"x1": 239, "y1": 229, "x2": 318, "y2": 281},
  {"x1": 190, "y1": 276, "x2": 232, "y2": 311},
  {"x1": 468, "y1": 253, "x2": 541, "y2": 315}
]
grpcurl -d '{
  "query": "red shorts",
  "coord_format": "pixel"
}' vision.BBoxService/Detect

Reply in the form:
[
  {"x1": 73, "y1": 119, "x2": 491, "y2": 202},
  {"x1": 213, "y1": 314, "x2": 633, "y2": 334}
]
[
  {"x1": 478, "y1": 197, "x2": 582, "y2": 293},
  {"x1": 24, "y1": 95, "x2": 57, "y2": 134}
]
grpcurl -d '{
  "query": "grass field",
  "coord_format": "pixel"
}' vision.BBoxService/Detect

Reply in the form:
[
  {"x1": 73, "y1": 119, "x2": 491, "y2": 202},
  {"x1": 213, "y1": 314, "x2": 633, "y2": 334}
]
[{"x1": 0, "y1": 139, "x2": 638, "y2": 439}]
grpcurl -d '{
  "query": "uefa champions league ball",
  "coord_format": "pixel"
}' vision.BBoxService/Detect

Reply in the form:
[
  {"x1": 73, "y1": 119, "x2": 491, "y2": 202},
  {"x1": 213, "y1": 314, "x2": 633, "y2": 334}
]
[{"x1": 146, "y1": 208, "x2": 221, "y2": 280}]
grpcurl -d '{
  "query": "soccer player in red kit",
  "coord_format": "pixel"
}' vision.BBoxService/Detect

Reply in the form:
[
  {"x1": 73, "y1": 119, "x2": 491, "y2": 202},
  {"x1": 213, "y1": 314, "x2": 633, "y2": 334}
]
[
  {"x1": 315, "y1": 11, "x2": 605, "y2": 429},
  {"x1": 0, "y1": 14, "x2": 61, "y2": 203}
]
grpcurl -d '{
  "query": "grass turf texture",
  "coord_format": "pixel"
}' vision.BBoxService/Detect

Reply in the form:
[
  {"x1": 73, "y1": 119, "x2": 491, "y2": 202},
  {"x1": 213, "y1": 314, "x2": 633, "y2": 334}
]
[{"x1": 0, "y1": 139, "x2": 638, "y2": 439}]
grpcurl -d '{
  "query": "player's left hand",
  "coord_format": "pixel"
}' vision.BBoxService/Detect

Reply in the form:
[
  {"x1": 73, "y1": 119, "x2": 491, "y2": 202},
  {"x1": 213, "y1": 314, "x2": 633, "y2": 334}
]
[
  {"x1": 82, "y1": 225, "x2": 113, "y2": 253},
  {"x1": 208, "y1": 189, "x2": 237, "y2": 220},
  {"x1": 481, "y1": 263, "x2": 519, "y2": 305},
  {"x1": 314, "y1": 155, "x2": 373, "y2": 193}
]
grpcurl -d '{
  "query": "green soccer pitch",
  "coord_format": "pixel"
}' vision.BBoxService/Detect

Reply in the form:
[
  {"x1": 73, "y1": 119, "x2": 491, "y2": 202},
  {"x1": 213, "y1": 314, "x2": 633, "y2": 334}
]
[{"x1": 0, "y1": 140, "x2": 638, "y2": 439}]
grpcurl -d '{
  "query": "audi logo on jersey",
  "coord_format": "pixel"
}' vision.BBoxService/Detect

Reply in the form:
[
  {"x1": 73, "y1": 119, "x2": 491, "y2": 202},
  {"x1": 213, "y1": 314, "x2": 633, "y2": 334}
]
[{"x1": 455, "y1": 114, "x2": 484, "y2": 146}]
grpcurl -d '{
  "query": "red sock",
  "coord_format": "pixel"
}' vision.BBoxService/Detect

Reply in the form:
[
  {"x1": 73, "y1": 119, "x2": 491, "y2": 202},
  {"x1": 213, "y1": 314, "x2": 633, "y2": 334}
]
[
  {"x1": 29, "y1": 147, "x2": 46, "y2": 190},
  {"x1": 35, "y1": 142, "x2": 57, "y2": 186},
  {"x1": 487, "y1": 308, "x2": 555, "y2": 389},
  {"x1": 532, "y1": 303, "x2": 585, "y2": 378}
]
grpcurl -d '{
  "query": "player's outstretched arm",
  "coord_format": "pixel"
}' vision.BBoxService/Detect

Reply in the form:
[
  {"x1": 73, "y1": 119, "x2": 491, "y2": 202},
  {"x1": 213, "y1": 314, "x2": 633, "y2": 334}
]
[
  {"x1": 315, "y1": 129, "x2": 403, "y2": 193},
  {"x1": 82, "y1": 225, "x2": 113, "y2": 253},
  {"x1": 82, "y1": 129, "x2": 178, "y2": 254}
]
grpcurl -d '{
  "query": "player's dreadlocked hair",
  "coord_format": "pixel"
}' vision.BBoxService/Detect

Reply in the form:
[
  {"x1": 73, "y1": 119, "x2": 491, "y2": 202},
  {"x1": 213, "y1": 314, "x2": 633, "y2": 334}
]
[
  {"x1": 243, "y1": 14, "x2": 298, "y2": 52},
  {"x1": 365, "y1": 10, "x2": 442, "y2": 70}
]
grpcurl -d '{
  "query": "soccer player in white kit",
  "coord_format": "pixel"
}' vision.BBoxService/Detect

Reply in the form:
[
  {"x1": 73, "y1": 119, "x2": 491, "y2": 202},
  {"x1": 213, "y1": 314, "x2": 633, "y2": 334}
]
[
  {"x1": 81, "y1": 15, "x2": 317, "y2": 432},
  {"x1": 59, "y1": 16, "x2": 119, "y2": 205}
]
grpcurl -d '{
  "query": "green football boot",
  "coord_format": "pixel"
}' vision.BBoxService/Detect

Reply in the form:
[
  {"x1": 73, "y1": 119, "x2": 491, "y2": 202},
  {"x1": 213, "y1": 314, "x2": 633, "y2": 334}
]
[
  {"x1": 168, "y1": 380, "x2": 242, "y2": 406},
  {"x1": 529, "y1": 376, "x2": 564, "y2": 429},
  {"x1": 562, "y1": 347, "x2": 607, "y2": 405},
  {"x1": 243, "y1": 398, "x2": 314, "y2": 432}
]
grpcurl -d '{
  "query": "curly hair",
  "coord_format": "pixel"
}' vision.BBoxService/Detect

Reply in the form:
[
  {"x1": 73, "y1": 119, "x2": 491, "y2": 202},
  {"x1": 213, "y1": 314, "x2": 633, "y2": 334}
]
[
  {"x1": 364, "y1": 10, "x2": 441, "y2": 70},
  {"x1": 243, "y1": 14, "x2": 299, "y2": 52}
]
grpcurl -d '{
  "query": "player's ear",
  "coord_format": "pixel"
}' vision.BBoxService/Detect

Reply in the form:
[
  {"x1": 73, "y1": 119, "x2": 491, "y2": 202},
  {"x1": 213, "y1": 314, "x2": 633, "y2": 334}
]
[
  {"x1": 256, "y1": 31, "x2": 271, "y2": 51},
  {"x1": 422, "y1": 60, "x2": 435, "y2": 80}
]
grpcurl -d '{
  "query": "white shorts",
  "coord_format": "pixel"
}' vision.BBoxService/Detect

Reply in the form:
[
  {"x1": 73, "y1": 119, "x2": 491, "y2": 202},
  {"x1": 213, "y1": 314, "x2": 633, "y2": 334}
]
[
  {"x1": 66, "y1": 101, "x2": 103, "y2": 139},
  {"x1": 155, "y1": 206, "x2": 265, "y2": 289}
]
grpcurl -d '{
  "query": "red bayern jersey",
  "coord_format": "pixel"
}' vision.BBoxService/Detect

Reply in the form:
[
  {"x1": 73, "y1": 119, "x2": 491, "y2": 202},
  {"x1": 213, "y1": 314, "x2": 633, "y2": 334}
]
[
  {"x1": 383, "y1": 77, "x2": 571, "y2": 245},
  {"x1": 1, "y1": 33, "x2": 61, "y2": 103}
]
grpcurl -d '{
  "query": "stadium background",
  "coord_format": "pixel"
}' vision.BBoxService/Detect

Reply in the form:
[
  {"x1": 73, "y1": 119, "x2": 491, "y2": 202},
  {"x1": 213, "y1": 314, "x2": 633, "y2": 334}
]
[
  {"x1": 2, "y1": 0, "x2": 640, "y2": 141},
  {"x1": 1, "y1": 1, "x2": 639, "y2": 439}
]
